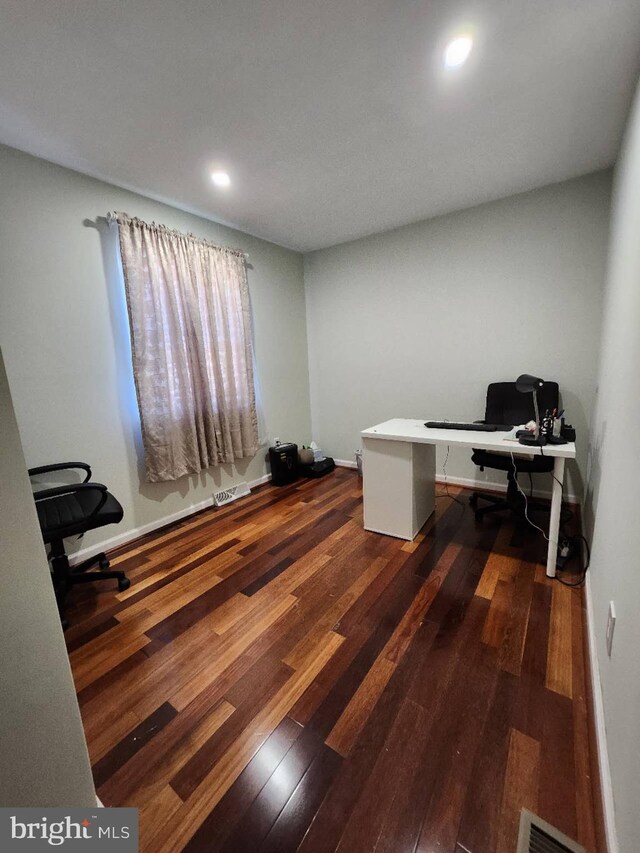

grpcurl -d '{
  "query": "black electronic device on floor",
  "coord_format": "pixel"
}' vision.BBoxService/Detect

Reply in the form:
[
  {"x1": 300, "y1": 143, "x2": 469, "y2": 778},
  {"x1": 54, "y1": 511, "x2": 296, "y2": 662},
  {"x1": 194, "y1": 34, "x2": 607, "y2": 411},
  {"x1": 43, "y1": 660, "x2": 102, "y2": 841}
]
[
  {"x1": 298, "y1": 457, "x2": 336, "y2": 478},
  {"x1": 268, "y1": 442, "x2": 298, "y2": 486}
]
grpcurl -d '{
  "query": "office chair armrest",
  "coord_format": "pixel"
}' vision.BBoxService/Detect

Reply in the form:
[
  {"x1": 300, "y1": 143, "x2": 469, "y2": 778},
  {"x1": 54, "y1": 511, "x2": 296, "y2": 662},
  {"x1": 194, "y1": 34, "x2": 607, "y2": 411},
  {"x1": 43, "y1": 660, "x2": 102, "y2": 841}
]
[
  {"x1": 28, "y1": 461, "x2": 92, "y2": 483},
  {"x1": 33, "y1": 482, "x2": 107, "y2": 500}
]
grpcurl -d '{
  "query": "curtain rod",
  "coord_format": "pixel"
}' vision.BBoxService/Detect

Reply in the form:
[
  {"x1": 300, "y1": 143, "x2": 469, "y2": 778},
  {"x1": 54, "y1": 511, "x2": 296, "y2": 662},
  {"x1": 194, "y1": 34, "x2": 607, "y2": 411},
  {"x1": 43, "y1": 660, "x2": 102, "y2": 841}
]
[{"x1": 107, "y1": 211, "x2": 249, "y2": 259}]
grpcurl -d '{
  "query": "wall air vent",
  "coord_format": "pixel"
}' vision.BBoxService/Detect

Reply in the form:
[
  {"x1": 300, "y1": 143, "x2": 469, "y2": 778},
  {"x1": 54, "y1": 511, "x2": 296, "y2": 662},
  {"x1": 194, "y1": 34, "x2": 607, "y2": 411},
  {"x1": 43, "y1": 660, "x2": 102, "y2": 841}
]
[
  {"x1": 517, "y1": 809, "x2": 586, "y2": 853},
  {"x1": 213, "y1": 482, "x2": 251, "y2": 508}
]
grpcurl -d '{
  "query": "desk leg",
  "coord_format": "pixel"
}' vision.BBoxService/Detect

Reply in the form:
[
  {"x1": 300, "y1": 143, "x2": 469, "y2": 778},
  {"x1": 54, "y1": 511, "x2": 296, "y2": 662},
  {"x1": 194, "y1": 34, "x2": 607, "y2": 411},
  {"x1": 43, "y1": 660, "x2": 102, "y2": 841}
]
[{"x1": 546, "y1": 456, "x2": 565, "y2": 578}]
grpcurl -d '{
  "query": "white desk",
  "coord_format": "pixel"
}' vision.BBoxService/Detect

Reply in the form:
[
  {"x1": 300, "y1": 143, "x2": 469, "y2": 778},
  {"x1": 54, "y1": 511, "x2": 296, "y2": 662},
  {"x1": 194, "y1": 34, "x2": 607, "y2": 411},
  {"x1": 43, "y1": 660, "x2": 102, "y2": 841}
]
[{"x1": 361, "y1": 419, "x2": 576, "y2": 578}]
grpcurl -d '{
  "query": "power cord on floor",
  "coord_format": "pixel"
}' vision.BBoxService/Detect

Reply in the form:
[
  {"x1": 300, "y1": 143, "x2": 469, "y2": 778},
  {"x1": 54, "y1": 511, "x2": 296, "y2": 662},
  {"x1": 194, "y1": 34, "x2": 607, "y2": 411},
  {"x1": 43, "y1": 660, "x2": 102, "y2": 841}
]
[
  {"x1": 510, "y1": 452, "x2": 549, "y2": 540},
  {"x1": 436, "y1": 445, "x2": 465, "y2": 505},
  {"x1": 509, "y1": 449, "x2": 588, "y2": 586},
  {"x1": 554, "y1": 534, "x2": 590, "y2": 587}
]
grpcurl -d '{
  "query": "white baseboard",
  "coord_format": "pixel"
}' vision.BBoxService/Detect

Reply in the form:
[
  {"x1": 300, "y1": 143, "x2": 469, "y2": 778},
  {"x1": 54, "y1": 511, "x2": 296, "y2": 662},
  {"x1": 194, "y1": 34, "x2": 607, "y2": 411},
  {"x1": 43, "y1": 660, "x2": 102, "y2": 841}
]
[
  {"x1": 433, "y1": 472, "x2": 579, "y2": 504},
  {"x1": 333, "y1": 460, "x2": 579, "y2": 504},
  {"x1": 334, "y1": 458, "x2": 358, "y2": 469},
  {"x1": 584, "y1": 573, "x2": 618, "y2": 853},
  {"x1": 69, "y1": 472, "x2": 272, "y2": 566}
]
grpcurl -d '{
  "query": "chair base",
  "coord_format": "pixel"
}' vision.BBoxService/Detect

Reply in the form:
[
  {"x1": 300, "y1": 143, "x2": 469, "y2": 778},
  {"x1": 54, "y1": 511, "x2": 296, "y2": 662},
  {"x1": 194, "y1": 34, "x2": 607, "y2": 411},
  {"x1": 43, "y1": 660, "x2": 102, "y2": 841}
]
[
  {"x1": 49, "y1": 541, "x2": 130, "y2": 628},
  {"x1": 470, "y1": 470, "x2": 549, "y2": 524}
]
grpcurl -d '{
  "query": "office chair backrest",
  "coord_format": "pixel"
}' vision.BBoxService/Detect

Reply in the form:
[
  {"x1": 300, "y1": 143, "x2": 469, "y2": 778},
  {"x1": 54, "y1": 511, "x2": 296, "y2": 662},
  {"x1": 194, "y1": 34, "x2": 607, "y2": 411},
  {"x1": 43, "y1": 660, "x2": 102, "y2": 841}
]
[{"x1": 484, "y1": 381, "x2": 559, "y2": 426}]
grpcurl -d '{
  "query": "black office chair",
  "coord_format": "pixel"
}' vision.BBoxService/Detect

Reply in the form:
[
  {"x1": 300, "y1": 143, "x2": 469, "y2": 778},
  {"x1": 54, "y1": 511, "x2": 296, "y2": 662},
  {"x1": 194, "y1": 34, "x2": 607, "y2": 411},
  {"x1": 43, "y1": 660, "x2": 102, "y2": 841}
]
[
  {"x1": 29, "y1": 462, "x2": 130, "y2": 626},
  {"x1": 470, "y1": 381, "x2": 559, "y2": 522}
]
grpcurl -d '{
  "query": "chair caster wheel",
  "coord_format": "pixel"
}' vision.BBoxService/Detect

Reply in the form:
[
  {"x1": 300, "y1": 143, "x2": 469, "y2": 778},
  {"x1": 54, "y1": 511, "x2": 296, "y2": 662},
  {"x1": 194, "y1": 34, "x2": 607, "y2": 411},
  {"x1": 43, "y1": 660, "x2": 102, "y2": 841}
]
[
  {"x1": 118, "y1": 577, "x2": 131, "y2": 592},
  {"x1": 99, "y1": 557, "x2": 110, "y2": 570},
  {"x1": 469, "y1": 494, "x2": 478, "y2": 507}
]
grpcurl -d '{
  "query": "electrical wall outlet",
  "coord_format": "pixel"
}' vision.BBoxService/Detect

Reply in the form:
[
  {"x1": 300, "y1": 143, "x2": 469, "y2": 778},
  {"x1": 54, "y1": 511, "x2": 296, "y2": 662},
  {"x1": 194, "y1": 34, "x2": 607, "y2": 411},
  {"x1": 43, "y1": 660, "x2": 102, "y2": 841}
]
[{"x1": 606, "y1": 601, "x2": 616, "y2": 657}]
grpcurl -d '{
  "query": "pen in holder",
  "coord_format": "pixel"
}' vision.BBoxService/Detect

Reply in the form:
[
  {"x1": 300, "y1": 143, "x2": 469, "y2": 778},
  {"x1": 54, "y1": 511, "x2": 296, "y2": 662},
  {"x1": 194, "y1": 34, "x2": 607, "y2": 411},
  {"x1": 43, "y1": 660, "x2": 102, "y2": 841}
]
[{"x1": 552, "y1": 417, "x2": 563, "y2": 438}]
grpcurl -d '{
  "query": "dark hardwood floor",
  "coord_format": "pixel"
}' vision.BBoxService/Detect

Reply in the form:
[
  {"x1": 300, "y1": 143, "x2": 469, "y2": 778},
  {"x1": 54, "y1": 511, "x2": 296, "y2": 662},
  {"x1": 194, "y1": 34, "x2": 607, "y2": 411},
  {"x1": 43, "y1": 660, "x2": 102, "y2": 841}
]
[{"x1": 64, "y1": 469, "x2": 604, "y2": 852}]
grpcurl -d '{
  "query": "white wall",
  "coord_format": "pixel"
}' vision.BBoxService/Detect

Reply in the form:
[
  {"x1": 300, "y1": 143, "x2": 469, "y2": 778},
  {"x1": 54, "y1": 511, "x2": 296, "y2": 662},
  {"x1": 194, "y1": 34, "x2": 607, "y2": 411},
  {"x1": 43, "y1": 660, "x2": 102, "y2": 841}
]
[
  {"x1": 0, "y1": 145, "x2": 311, "y2": 552},
  {"x1": 0, "y1": 348, "x2": 95, "y2": 806},
  {"x1": 304, "y1": 172, "x2": 611, "y2": 499},
  {"x1": 585, "y1": 81, "x2": 640, "y2": 853}
]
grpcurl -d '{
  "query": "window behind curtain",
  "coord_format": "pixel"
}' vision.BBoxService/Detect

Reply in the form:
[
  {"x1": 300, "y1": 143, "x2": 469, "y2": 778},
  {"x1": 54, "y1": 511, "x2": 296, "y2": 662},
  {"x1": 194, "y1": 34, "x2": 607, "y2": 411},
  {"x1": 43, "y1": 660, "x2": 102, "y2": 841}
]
[{"x1": 110, "y1": 212, "x2": 259, "y2": 482}]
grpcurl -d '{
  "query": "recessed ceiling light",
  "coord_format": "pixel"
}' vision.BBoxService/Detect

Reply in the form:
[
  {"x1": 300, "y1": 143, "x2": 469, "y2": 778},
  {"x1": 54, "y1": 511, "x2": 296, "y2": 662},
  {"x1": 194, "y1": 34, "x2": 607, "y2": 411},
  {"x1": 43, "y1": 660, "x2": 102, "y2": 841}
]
[
  {"x1": 211, "y1": 170, "x2": 231, "y2": 188},
  {"x1": 444, "y1": 35, "x2": 473, "y2": 68}
]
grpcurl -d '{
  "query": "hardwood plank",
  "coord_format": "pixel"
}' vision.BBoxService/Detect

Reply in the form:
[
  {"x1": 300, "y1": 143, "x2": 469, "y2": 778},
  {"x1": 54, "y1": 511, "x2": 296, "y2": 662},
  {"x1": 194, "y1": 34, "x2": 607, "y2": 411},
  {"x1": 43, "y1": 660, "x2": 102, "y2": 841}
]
[
  {"x1": 498, "y1": 559, "x2": 535, "y2": 675},
  {"x1": 297, "y1": 623, "x2": 439, "y2": 853},
  {"x1": 413, "y1": 498, "x2": 470, "y2": 579},
  {"x1": 147, "y1": 631, "x2": 345, "y2": 853},
  {"x1": 182, "y1": 717, "x2": 303, "y2": 852},
  {"x1": 92, "y1": 701, "x2": 178, "y2": 789},
  {"x1": 365, "y1": 602, "x2": 491, "y2": 853},
  {"x1": 538, "y1": 688, "x2": 577, "y2": 841},
  {"x1": 99, "y1": 696, "x2": 236, "y2": 808},
  {"x1": 217, "y1": 551, "x2": 333, "y2": 636},
  {"x1": 414, "y1": 640, "x2": 500, "y2": 853},
  {"x1": 475, "y1": 523, "x2": 520, "y2": 599},
  {"x1": 86, "y1": 710, "x2": 141, "y2": 765},
  {"x1": 283, "y1": 554, "x2": 390, "y2": 671},
  {"x1": 144, "y1": 699, "x2": 235, "y2": 806},
  {"x1": 144, "y1": 536, "x2": 330, "y2": 648},
  {"x1": 351, "y1": 697, "x2": 431, "y2": 853},
  {"x1": 137, "y1": 784, "x2": 183, "y2": 852},
  {"x1": 304, "y1": 568, "x2": 430, "y2": 743},
  {"x1": 240, "y1": 556, "x2": 295, "y2": 595},
  {"x1": 170, "y1": 659, "x2": 293, "y2": 801},
  {"x1": 65, "y1": 616, "x2": 120, "y2": 653},
  {"x1": 316, "y1": 545, "x2": 403, "y2": 639},
  {"x1": 70, "y1": 619, "x2": 152, "y2": 692},
  {"x1": 76, "y1": 649, "x2": 149, "y2": 709},
  {"x1": 258, "y1": 742, "x2": 342, "y2": 853},
  {"x1": 169, "y1": 594, "x2": 299, "y2": 711},
  {"x1": 336, "y1": 597, "x2": 491, "y2": 853},
  {"x1": 546, "y1": 581, "x2": 573, "y2": 698},
  {"x1": 496, "y1": 728, "x2": 541, "y2": 853},
  {"x1": 571, "y1": 587, "x2": 598, "y2": 853},
  {"x1": 481, "y1": 579, "x2": 513, "y2": 648},
  {"x1": 326, "y1": 566, "x2": 446, "y2": 757},
  {"x1": 220, "y1": 725, "x2": 326, "y2": 852},
  {"x1": 115, "y1": 542, "x2": 241, "y2": 601},
  {"x1": 78, "y1": 592, "x2": 296, "y2": 744},
  {"x1": 117, "y1": 568, "x2": 227, "y2": 633},
  {"x1": 456, "y1": 671, "x2": 520, "y2": 853},
  {"x1": 325, "y1": 656, "x2": 395, "y2": 757},
  {"x1": 513, "y1": 580, "x2": 552, "y2": 742}
]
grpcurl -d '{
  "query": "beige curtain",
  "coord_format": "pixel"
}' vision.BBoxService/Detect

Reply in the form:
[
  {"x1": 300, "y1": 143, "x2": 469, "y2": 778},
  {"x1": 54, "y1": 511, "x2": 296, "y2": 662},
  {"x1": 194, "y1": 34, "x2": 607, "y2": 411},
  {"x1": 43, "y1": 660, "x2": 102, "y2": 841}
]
[{"x1": 111, "y1": 212, "x2": 259, "y2": 482}]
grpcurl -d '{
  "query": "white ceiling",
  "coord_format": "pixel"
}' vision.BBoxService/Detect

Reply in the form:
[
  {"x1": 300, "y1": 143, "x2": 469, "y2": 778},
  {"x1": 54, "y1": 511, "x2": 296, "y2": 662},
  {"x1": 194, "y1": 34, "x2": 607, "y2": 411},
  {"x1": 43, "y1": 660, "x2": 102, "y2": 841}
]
[{"x1": 1, "y1": 1, "x2": 639, "y2": 252}]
